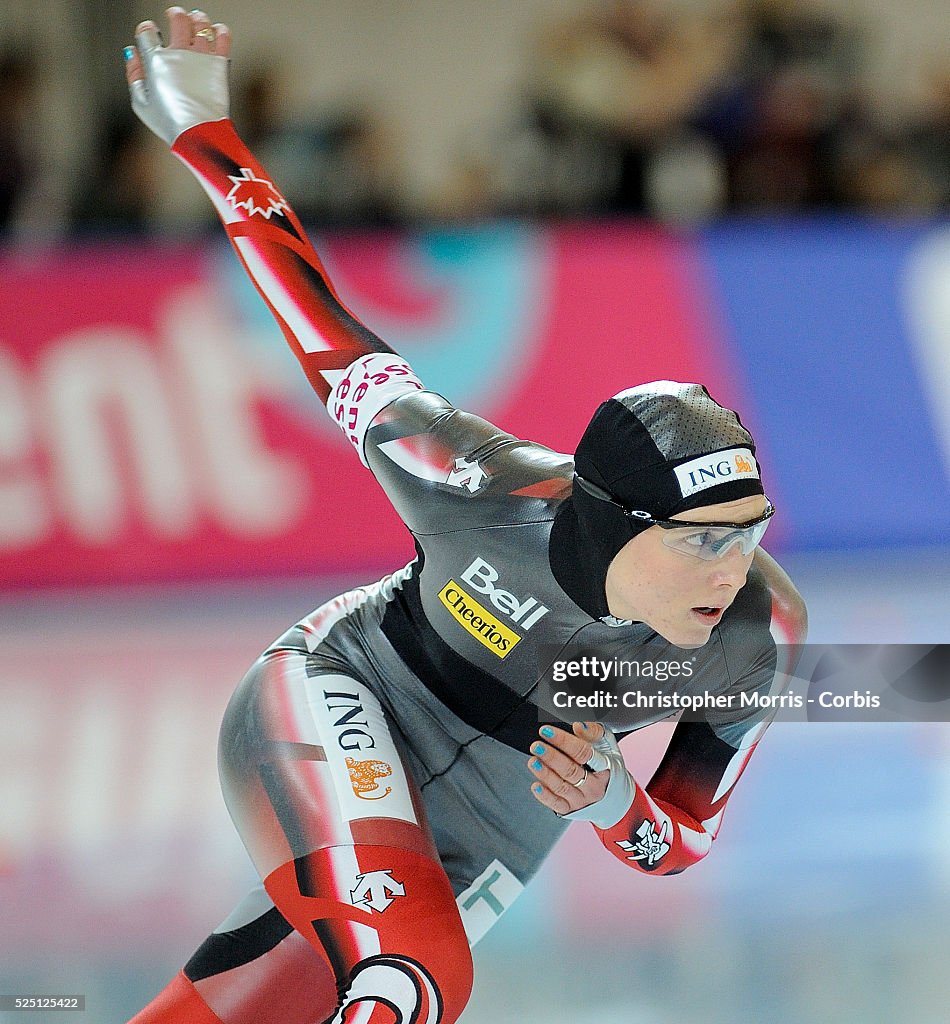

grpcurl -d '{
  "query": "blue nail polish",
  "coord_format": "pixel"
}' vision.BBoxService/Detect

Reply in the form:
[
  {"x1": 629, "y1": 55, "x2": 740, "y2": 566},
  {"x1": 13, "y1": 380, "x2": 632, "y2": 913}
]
[
  {"x1": 534, "y1": 784, "x2": 543, "y2": 794},
  {"x1": 123, "y1": 46, "x2": 135, "y2": 61},
  {"x1": 532, "y1": 759, "x2": 543, "y2": 771},
  {"x1": 533, "y1": 744, "x2": 545, "y2": 755},
  {"x1": 540, "y1": 726, "x2": 555, "y2": 739}
]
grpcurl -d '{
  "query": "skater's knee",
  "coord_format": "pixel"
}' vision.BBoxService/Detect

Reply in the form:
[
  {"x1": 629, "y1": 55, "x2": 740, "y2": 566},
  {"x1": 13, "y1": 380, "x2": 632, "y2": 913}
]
[
  {"x1": 267, "y1": 849, "x2": 474, "y2": 1022},
  {"x1": 330, "y1": 940, "x2": 473, "y2": 1024}
]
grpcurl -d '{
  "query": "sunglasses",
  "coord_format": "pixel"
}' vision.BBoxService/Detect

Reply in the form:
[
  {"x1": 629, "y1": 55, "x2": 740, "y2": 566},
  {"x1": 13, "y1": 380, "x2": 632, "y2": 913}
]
[{"x1": 574, "y1": 473, "x2": 775, "y2": 561}]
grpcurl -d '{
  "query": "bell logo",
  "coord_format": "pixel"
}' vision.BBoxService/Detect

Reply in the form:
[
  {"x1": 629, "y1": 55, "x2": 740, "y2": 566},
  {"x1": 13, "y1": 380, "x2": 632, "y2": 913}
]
[
  {"x1": 439, "y1": 557, "x2": 549, "y2": 658},
  {"x1": 460, "y1": 557, "x2": 549, "y2": 629},
  {"x1": 673, "y1": 447, "x2": 759, "y2": 498}
]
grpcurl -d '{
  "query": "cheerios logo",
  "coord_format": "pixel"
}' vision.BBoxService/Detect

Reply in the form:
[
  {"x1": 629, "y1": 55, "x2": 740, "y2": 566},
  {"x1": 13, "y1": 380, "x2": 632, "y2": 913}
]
[
  {"x1": 439, "y1": 557, "x2": 549, "y2": 658},
  {"x1": 439, "y1": 581, "x2": 521, "y2": 657}
]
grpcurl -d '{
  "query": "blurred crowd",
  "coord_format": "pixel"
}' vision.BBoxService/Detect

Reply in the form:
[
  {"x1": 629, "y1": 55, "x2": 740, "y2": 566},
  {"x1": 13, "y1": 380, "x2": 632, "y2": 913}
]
[
  {"x1": 472, "y1": 0, "x2": 950, "y2": 221},
  {"x1": 0, "y1": 0, "x2": 947, "y2": 237}
]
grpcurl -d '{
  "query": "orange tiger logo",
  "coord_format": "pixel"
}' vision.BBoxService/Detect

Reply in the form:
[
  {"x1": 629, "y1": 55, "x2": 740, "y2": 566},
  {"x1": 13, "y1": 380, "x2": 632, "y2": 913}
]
[{"x1": 346, "y1": 757, "x2": 393, "y2": 800}]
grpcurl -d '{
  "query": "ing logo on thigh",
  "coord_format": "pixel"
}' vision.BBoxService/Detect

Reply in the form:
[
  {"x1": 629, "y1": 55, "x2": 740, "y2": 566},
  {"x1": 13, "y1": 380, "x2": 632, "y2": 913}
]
[{"x1": 346, "y1": 756, "x2": 393, "y2": 800}]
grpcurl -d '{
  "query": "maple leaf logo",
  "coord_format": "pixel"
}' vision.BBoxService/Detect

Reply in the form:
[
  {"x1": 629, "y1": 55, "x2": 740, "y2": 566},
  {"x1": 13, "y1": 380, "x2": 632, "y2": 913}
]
[{"x1": 225, "y1": 167, "x2": 289, "y2": 219}]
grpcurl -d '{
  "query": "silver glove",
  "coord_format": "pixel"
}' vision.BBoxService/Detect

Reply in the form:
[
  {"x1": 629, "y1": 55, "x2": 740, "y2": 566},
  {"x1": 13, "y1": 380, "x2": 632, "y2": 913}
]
[
  {"x1": 129, "y1": 30, "x2": 229, "y2": 145},
  {"x1": 562, "y1": 726, "x2": 635, "y2": 829}
]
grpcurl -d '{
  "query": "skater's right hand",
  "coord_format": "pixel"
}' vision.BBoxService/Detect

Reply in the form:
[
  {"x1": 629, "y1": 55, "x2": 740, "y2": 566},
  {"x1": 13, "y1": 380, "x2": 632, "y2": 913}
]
[{"x1": 124, "y1": 6, "x2": 232, "y2": 145}]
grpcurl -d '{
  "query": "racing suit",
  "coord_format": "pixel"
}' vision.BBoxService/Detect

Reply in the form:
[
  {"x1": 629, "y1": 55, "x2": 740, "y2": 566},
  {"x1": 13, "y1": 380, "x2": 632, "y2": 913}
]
[{"x1": 129, "y1": 119, "x2": 806, "y2": 1024}]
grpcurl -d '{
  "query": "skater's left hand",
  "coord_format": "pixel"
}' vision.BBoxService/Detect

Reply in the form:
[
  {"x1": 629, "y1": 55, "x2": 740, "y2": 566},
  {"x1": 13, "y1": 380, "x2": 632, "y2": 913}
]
[{"x1": 527, "y1": 721, "x2": 610, "y2": 816}]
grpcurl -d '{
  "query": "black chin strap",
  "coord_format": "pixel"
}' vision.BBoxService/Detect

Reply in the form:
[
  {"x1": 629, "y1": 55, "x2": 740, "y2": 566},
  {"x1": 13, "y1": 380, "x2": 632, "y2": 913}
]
[
  {"x1": 547, "y1": 498, "x2": 613, "y2": 620},
  {"x1": 549, "y1": 472, "x2": 658, "y2": 620}
]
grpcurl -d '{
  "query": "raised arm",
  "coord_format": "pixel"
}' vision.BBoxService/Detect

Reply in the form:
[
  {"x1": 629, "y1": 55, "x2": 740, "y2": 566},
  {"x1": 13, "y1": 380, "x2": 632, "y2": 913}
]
[
  {"x1": 125, "y1": 8, "x2": 424, "y2": 450},
  {"x1": 125, "y1": 9, "x2": 572, "y2": 532}
]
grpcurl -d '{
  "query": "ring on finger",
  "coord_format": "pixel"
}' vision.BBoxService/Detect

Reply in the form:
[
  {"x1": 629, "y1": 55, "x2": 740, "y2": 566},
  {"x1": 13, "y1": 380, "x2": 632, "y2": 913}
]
[
  {"x1": 572, "y1": 767, "x2": 589, "y2": 788},
  {"x1": 194, "y1": 26, "x2": 216, "y2": 41}
]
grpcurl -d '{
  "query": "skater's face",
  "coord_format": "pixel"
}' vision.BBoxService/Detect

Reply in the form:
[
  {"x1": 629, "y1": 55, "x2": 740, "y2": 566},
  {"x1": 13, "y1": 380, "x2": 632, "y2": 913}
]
[{"x1": 604, "y1": 494, "x2": 768, "y2": 648}]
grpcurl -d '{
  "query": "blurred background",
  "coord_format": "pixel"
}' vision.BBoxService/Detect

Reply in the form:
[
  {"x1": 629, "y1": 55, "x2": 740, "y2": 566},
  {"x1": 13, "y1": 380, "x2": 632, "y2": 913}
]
[{"x1": 0, "y1": 0, "x2": 948, "y2": 1022}]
